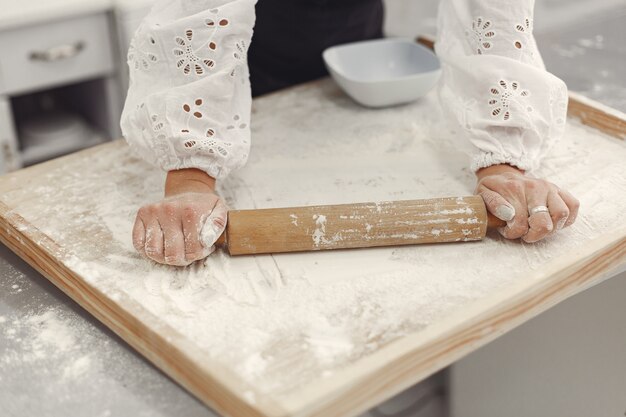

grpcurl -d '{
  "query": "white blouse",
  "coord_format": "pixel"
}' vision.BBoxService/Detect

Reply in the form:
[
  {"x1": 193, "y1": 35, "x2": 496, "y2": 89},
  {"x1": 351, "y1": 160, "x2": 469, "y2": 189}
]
[
  {"x1": 121, "y1": 0, "x2": 256, "y2": 180},
  {"x1": 121, "y1": 0, "x2": 568, "y2": 179},
  {"x1": 436, "y1": 0, "x2": 568, "y2": 172}
]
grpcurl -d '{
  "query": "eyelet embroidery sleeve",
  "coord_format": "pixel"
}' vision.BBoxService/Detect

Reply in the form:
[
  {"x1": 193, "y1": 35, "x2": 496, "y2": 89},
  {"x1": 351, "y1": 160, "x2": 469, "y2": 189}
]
[
  {"x1": 121, "y1": 0, "x2": 257, "y2": 180},
  {"x1": 435, "y1": 0, "x2": 568, "y2": 173}
]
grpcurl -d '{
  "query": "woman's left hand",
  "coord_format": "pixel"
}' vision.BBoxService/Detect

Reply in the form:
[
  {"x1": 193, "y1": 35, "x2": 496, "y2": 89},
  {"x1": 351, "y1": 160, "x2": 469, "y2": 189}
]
[{"x1": 476, "y1": 164, "x2": 580, "y2": 243}]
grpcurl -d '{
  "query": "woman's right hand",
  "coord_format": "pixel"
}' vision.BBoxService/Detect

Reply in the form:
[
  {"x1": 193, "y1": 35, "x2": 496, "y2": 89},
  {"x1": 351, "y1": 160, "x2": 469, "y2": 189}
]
[
  {"x1": 476, "y1": 164, "x2": 579, "y2": 243},
  {"x1": 132, "y1": 169, "x2": 227, "y2": 266}
]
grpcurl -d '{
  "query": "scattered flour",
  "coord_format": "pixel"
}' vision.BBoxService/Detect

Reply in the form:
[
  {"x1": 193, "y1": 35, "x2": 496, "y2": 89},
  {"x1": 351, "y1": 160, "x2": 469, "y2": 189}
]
[
  {"x1": 312, "y1": 214, "x2": 328, "y2": 246},
  {"x1": 1, "y1": 307, "x2": 85, "y2": 368},
  {"x1": 577, "y1": 35, "x2": 604, "y2": 49},
  {"x1": 28, "y1": 309, "x2": 77, "y2": 354},
  {"x1": 62, "y1": 355, "x2": 92, "y2": 379},
  {"x1": 2, "y1": 79, "x2": 625, "y2": 402},
  {"x1": 0, "y1": 303, "x2": 207, "y2": 416}
]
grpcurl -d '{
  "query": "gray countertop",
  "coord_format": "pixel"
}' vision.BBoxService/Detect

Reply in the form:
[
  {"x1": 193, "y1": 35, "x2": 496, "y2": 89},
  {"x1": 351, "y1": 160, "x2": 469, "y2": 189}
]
[
  {"x1": 0, "y1": 245, "x2": 213, "y2": 417},
  {"x1": 537, "y1": 5, "x2": 626, "y2": 112},
  {"x1": 1, "y1": 2, "x2": 624, "y2": 417}
]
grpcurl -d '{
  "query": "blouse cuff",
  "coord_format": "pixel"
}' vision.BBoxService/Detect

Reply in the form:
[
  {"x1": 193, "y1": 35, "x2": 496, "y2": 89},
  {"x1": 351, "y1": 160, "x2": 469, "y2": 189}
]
[{"x1": 471, "y1": 151, "x2": 536, "y2": 173}]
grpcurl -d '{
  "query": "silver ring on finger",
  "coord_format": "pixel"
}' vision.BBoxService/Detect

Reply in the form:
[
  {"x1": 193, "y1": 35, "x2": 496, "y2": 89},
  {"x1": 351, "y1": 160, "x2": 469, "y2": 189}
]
[{"x1": 529, "y1": 205, "x2": 549, "y2": 216}]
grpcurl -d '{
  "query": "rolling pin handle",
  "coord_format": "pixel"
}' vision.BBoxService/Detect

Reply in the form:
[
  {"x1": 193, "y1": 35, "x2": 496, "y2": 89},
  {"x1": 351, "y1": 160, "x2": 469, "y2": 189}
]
[
  {"x1": 215, "y1": 230, "x2": 227, "y2": 248},
  {"x1": 487, "y1": 213, "x2": 507, "y2": 229}
]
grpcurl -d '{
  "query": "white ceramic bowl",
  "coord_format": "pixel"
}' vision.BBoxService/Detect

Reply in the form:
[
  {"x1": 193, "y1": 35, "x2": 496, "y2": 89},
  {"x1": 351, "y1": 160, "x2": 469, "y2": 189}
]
[{"x1": 323, "y1": 38, "x2": 441, "y2": 108}]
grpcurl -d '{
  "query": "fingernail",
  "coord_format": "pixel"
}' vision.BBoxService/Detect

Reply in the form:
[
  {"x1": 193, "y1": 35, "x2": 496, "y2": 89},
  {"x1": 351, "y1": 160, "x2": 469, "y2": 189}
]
[
  {"x1": 557, "y1": 217, "x2": 567, "y2": 230},
  {"x1": 495, "y1": 205, "x2": 516, "y2": 221}
]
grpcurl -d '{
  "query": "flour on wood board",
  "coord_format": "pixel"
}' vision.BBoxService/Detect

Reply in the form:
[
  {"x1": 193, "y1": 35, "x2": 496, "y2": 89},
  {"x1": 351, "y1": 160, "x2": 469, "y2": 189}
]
[{"x1": 2, "y1": 80, "x2": 626, "y2": 402}]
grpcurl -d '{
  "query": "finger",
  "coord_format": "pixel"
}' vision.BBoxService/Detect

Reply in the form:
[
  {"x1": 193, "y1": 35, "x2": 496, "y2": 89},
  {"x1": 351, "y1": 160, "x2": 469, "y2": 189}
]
[
  {"x1": 144, "y1": 220, "x2": 165, "y2": 263},
  {"x1": 547, "y1": 191, "x2": 569, "y2": 231},
  {"x1": 200, "y1": 200, "x2": 228, "y2": 249},
  {"x1": 182, "y1": 206, "x2": 211, "y2": 263},
  {"x1": 496, "y1": 181, "x2": 528, "y2": 240},
  {"x1": 523, "y1": 212, "x2": 553, "y2": 243},
  {"x1": 211, "y1": 199, "x2": 228, "y2": 231},
  {"x1": 477, "y1": 185, "x2": 515, "y2": 221},
  {"x1": 161, "y1": 214, "x2": 187, "y2": 266},
  {"x1": 558, "y1": 189, "x2": 580, "y2": 228},
  {"x1": 132, "y1": 213, "x2": 146, "y2": 255},
  {"x1": 523, "y1": 183, "x2": 553, "y2": 243}
]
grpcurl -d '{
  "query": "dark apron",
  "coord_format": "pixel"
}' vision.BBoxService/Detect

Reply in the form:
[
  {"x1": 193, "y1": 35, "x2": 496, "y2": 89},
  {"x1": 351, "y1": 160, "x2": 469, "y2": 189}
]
[{"x1": 248, "y1": 0, "x2": 384, "y2": 97}]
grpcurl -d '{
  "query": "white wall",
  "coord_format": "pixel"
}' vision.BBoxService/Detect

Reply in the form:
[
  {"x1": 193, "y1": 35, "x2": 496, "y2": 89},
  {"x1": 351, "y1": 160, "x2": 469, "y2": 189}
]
[{"x1": 383, "y1": 0, "x2": 439, "y2": 38}]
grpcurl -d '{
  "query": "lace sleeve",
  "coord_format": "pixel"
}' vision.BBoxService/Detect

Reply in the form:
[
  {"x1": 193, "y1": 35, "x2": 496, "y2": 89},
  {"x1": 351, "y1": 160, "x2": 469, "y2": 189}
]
[
  {"x1": 435, "y1": 0, "x2": 568, "y2": 172},
  {"x1": 120, "y1": 0, "x2": 256, "y2": 180}
]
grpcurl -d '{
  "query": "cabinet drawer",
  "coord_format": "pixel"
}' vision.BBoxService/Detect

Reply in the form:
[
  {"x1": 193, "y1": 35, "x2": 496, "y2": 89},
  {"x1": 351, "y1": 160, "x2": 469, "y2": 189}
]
[
  {"x1": 0, "y1": 96, "x2": 21, "y2": 172},
  {"x1": 0, "y1": 13, "x2": 115, "y2": 95}
]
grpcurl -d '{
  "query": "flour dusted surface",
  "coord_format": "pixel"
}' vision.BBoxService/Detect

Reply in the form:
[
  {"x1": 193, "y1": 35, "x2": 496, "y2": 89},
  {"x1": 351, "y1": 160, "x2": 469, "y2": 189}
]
[{"x1": 3, "y1": 80, "x2": 626, "y2": 401}]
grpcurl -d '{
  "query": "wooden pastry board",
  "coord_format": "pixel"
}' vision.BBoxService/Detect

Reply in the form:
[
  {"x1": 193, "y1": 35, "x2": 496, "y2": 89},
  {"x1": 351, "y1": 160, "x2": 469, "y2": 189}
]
[{"x1": 1, "y1": 74, "x2": 625, "y2": 416}]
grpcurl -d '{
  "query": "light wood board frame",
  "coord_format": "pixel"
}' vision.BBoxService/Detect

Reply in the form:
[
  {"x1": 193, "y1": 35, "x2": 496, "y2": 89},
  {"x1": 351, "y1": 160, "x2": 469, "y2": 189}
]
[{"x1": 0, "y1": 37, "x2": 624, "y2": 417}]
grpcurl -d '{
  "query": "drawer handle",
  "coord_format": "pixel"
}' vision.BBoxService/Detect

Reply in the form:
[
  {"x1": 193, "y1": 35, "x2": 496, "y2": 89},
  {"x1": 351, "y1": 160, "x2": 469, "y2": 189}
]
[{"x1": 29, "y1": 42, "x2": 85, "y2": 62}]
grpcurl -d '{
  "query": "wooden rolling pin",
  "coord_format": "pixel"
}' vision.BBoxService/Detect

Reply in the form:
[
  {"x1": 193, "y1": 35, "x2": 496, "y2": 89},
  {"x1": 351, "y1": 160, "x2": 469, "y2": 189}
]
[{"x1": 215, "y1": 196, "x2": 506, "y2": 255}]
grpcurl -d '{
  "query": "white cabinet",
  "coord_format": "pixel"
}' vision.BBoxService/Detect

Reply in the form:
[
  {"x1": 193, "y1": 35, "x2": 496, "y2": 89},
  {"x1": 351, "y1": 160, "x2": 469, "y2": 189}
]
[
  {"x1": 0, "y1": 13, "x2": 115, "y2": 96},
  {"x1": 0, "y1": 96, "x2": 20, "y2": 172},
  {"x1": 0, "y1": 10, "x2": 122, "y2": 173},
  {"x1": 449, "y1": 271, "x2": 626, "y2": 417}
]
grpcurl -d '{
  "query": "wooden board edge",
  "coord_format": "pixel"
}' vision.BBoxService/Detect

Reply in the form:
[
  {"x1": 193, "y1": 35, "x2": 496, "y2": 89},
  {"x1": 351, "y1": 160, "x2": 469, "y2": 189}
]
[
  {"x1": 567, "y1": 91, "x2": 626, "y2": 140},
  {"x1": 416, "y1": 35, "x2": 435, "y2": 51},
  {"x1": 282, "y1": 230, "x2": 625, "y2": 417},
  {"x1": 0, "y1": 202, "x2": 289, "y2": 417},
  {"x1": 415, "y1": 35, "x2": 626, "y2": 140}
]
